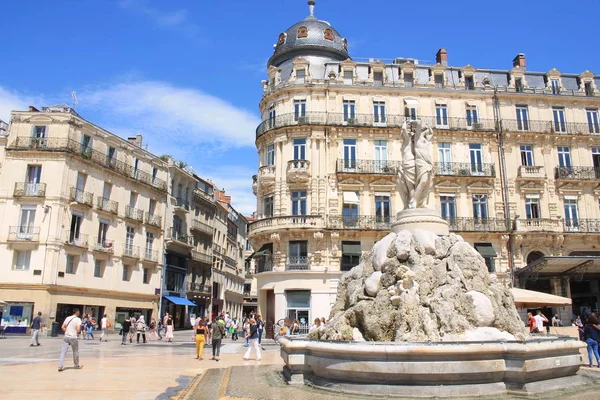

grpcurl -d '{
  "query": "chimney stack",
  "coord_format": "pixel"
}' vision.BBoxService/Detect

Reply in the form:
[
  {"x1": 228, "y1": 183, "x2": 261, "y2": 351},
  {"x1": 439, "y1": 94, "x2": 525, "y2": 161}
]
[
  {"x1": 436, "y1": 48, "x2": 448, "y2": 66},
  {"x1": 127, "y1": 134, "x2": 143, "y2": 148},
  {"x1": 512, "y1": 53, "x2": 526, "y2": 69},
  {"x1": 29, "y1": 106, "x2": 39, "y2": 112}
]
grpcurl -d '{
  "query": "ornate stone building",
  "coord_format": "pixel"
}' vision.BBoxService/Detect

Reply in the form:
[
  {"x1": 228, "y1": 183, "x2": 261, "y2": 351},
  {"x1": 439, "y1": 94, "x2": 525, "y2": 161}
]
[{"x1": 249, "y1": 2, "x2": 600, "y2": 328}]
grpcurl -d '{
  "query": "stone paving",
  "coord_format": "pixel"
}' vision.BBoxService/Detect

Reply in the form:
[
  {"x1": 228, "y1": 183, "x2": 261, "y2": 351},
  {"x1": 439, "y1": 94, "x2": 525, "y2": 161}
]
[{"x1": 2, "y1": 332, "x2": 600, "y2": 400}]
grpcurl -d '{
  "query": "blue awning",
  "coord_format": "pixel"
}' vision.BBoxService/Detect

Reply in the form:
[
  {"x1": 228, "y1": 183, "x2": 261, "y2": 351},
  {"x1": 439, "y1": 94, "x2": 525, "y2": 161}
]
[{"x1": 164, "y1": 296, "x2": 197, "y2": 306}]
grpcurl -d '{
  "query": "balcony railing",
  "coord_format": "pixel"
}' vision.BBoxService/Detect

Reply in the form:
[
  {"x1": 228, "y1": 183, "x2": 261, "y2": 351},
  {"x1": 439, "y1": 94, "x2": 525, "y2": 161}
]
[
  {"x1": 96, "y1": 197, "x2": 118, "y2": 214},
  {"x1": 328, "y1": 215, "x2": 392, "y2": 230},
  {"x1": 7, "y1": 137, "x2": 168, "y2": 191},
  {"x1": 256, "y1": 260, "x2": 274, "y2": 273},
  {"x1": 170, "y1": 229, "x2": 192, "y2": 245},
  {"x1": 187, "y1": 282, "x2": 212, "y2": 295},
  {"x1": 434, "y1": 162, "x2": 495, "y2": 178},
  {"x1": 64, "y1": 231, "x2": 89, "y2": 248},
  {"x1": 92, "y1": 238, "x2": 114, "y2": 253},
  {"x1": 444, "y1": 218, "x2": 510, "y2": 232},
  {"x1": 336, "y1": 159, "x2": 400, "y2": 174},
  {"x1": 191, "y1": 249, "x2": 212, "y2": 265},
  {"x1": 69, "y1": 187, "x2": 93, "y2": 207},
  {"x1": 125, "y1": 206, "x2": 144, "y2": 222},
  {"x1": 145, "y1": 212, "x2": 162, "y2": 228},
  {"x1": 8, "y1": 226, "x2": 40, "y2": 242},
  {"x1": 191, "y1": 220, "x2": 213, "y2": 236},
  {"x1": 249, "y1": 215, "x2": 324, "y2": 234},
  {"x1": 14, "y1": 182, "x2": 46, "y2": 198},
  {"x1": 502, "y1": 119, "x2": 597, "y2": 135},
  {"x1": 193, "y1": 188, "x2": 215, "y2": 205},
  {"x1": 563, "y1": 219, "x2": 600, "y2": 233},
  {"x1": 256, "y1": 112, "x2": 498, "y2": 138},
  {"x1": 518, "y1": 218, "x2": 561, "y2": 231},
  {"x1": 518, "y1": 165, "x2": 546, "y2": 179},
  {"x1": 555, "y1": 166, "x2": 600, "y2": 180},
  {"x1": 174, "y1": 198, "x2": 190, "y2": 211},
  {"x1": 258, "y1": 165, "x2": 275, "y2": 180},
  {"x1": 122, "y1": 245, "x2": 140, "y2": 259},
  {"x1": 142, "y1": 249, "x2": 160, "y2": 262},
  {"x1": 287, "y1": 256, "x2": 309, "y2": 270}
]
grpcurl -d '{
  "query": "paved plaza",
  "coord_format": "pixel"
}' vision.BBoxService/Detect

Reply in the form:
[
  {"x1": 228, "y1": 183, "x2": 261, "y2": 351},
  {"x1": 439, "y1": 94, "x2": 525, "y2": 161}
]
[{"x1": 3, "y1": 332, "x2": 600, "y2": 400}]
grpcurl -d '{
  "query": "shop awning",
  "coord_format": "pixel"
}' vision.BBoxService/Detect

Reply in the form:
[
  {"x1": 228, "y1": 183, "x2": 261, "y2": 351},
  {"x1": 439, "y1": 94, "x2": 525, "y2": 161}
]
[
  {"x1": 342, "y1": 243, "x2": 362, "y2": 255},
  {"x1": 164, "y1": 296, "x2": 197, "y2": 306},
  {"x1": 516, "y1": 256, "x2": 600, "y2": 279},
  {"x1": 252, "y1": 250, "x2": 271, "y2": 258},
  {"x1": 511, "y1": 288, "x2": 572, "y2": 308},
  {"x1": 343, "y1": 191, "x2": 359, "y2": 205},
  {"x1": 475, "y1": 243, "x2": 497, "y2": 258}
]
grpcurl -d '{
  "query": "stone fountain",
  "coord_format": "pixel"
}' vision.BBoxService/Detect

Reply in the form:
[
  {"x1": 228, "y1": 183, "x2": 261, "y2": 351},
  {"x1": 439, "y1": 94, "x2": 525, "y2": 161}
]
[{"x1": 279, "y1": 121, "x2": 585, "y2": 397}]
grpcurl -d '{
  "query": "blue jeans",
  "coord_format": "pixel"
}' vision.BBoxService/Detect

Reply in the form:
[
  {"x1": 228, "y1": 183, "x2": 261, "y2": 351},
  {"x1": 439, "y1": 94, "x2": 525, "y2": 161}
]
[
  {"x1": 586, "y1": 338, "x2": 600, "y2": 366},
  {"x1": 86, "y1": 326, "x2": 94, "y2": 339},
  {"x1": 258, "y1": 328, "x2": 263, "y2": 344}
]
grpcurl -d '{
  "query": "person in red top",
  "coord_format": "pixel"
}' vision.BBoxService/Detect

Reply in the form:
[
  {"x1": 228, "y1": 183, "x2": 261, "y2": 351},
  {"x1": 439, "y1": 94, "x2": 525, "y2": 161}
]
[{"x1": 527, "y1": 312, "x2": 537, "y2": 333}]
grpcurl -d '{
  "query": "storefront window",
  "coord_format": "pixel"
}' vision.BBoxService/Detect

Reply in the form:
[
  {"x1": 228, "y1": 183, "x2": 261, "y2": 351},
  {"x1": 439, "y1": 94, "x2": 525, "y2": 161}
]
[
  {"x1": 1, "y1": 302, "x2": 34, "y2": 333},
  {"x1": 286, "y1": 290, "x2": 310, "y2": 329}
]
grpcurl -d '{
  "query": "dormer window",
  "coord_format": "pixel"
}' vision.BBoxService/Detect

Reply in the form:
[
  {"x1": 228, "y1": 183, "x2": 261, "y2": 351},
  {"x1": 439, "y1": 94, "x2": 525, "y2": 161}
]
[
  {"x1": 404, "y1": 72, "x2": 414, "y2": 87},
  {"x1": 277, "y1": 33, "x2": 286, "y2": 46},
  {"x1": 585, "y1": 81, "x2": 594, "y2": 96},
  {"x1": 515, "y1": 78, "x2": 524, "y2": 93},
  {"x1": 551, "y1": 79, "x2": 560, "y2": 95},
  {"x1": 373, "y1": 71, "x2": 384, "y2": 85},
  {"x1": 465, "y1": 76, "x2": 475, "y2": 90},
  {"x1": 323, "y1": 28, "x2": 334, "y2": 41},
  {"x1": 343, "y1": 70, "x2": 353, "y2": 85},
  {"x1": 434, "y1": 74, "x2": 444, "y2": 89},
  {"x1": 296, "y1": 69, "x2": 306, "y2": 84},
  {"x1": 297, "y1": 26, "x2": 308, "y2": 39}
]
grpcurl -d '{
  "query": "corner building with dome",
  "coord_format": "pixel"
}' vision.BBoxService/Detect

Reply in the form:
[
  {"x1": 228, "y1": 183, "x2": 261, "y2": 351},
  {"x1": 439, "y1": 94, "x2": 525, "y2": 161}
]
[{"x1": 249, "y1": 1, "x2": 600, "y2": 332}]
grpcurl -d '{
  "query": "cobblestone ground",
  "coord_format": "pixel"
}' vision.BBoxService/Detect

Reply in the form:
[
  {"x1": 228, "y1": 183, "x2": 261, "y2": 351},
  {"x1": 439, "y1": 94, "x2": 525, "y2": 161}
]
[{"x1": 2, "y1": 332, "x2": 600, "y2": 400}]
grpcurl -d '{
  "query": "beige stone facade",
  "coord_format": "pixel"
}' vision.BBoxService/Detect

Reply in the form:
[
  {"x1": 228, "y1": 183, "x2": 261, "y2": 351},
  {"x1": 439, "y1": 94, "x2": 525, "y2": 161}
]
[{"x1": 249, "y1": 7, "x2": 600, "y2": 329}]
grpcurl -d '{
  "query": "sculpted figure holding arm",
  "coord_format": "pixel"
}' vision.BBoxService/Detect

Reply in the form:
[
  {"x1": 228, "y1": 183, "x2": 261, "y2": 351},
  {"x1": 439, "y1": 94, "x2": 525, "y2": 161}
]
[
  {"x1": 398, "y1": 120, "x2": 416, "y2": 209},
  {"x1": 413, "y1": 121, "x2": 435, "y2": 208}
]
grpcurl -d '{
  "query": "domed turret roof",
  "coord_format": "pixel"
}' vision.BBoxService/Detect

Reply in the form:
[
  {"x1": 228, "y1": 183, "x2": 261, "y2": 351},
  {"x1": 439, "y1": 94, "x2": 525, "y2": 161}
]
[{"x1": 268, "y1": 1, "x2": 349, "y2": 67}]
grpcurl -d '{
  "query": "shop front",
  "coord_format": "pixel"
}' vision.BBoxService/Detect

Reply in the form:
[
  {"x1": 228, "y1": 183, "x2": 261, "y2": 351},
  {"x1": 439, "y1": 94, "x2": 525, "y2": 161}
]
[
  {"x1": 1, "y1": 301, "x2": 34, "y2": 334},
  {"x1": 162, "y1": 296, "x2": 196, "y2": 329}
]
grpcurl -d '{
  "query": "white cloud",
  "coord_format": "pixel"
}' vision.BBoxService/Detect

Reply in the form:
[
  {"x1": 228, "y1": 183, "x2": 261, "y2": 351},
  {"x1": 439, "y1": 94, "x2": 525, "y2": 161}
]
[
  {"x1": 0, "y1": 87, "x2": 45, "y2": 122},
  {"x1": 78, "y1": 81, "x2": 260, "y2": 149},
  {"x1": 118, "y1": 0, "x2": 201, "y2": 37}
]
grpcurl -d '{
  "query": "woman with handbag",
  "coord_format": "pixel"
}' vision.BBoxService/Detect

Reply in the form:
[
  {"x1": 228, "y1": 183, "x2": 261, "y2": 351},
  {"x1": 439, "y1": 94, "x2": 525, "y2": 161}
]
[
  {"x1": 136, "y1": 315, "x2": 147, "y2": 344},
  {"x1": 165, "y1": 316, "x2": 174, "y2": 342},
  {"x1": 194, "y1": 320, "x2": 208, "y2": 360}
]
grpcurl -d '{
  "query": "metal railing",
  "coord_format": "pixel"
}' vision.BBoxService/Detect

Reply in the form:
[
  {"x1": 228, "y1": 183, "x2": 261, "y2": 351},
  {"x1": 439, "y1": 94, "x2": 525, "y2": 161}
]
[
  {"x1": 125, "y1": 206, "x2": 144, "y2": 222},
  {"x1": 70, "y1": 187, "x2": 93, "y2": 207},
  {"x1": 502, "y1": 119, "x2": 596, "y2": 135},
  {"x1": 563, "y1": 219, "x2": 600, "y2": 233},
  {"x1": 142, "y1": 249, "x2": 160, "y2": 262},
  {"x1": 256, "y1": 261, "x2": 274, "y2": 273},
  {"x1": 8, "y1": 226, "x2": 40, "y2": 242},
  {"x1": 191, "y1": 249, "x2": 212, "y2": 265},
  {"x1": 336, "y1": 159, "x2": 400, "y2": 174},
  {"x1": 249, "y1": 215, "x2": 324, "y2": 234},
  {"x1": 434, "y1": 162, "x2": 496, "y2": 177},
  {"x1": 187, "y1": 282, "x2": 211, "y2": 294},
  {"x1": 92, "y1": 238, "x2": 114, "y2": 253},
  {"x1": 14, "y1": 182, "x2": 46, "y2": 197},
  {"x1": 555, "y1": 166, "x2": 600, "y2": 180},
  {"x1": 64, "y1": 231, "x2": 89, "y2": 247},
  {"x1": 170, "y1": 229, "x2": 192, "y2": 245},
  {"x1": 8, "y1": 137, "x2": 168, "y2": 191},
  {"x1": 191, "y1": 219, "x2": 213, "y2": 236},
  {"x1": 96, "y1": 197, "x2": 118, "y2": 214},
  {"x1": 328, "y1": 215, "x2": 392, "y2": 230},
  {"x1": 145, "y1": 212, "x2": 162, "y2": 227},
  {"x1": 444, "y1": 218, "x2": 510, "y2": 232},
  {"x1": 175, "y1": 197, "x2": 190, "y2": 211},
  {"x1": 122, "y1": 245, "x2": 140, "y2": 259},
  {"x1": 287, "y1": 256, "x2": 309, "y2": 270}
]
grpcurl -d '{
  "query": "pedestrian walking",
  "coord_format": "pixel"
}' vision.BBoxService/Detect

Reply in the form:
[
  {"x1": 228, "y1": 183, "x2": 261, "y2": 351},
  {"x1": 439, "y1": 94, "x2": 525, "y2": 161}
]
[
  {"x1": 136, "y1": 315, "x2": 147, "y2": 344},
  {"x1": 156, "y1": 318, "x2": 163, "y2": 340},
  {"x1": 165, "y1": 315, "x2": 174, "y2": 342},
  {"x1": 30, "y1": 311, "x2": 43, "y2": 347},
  {"x1": 121, "y1": 315, "x2": 131, "y2": 345},
  {"x1": 99, "y1": 314, "x2": 109, "y2": 342},
  {"x1": 244, "y1": 318, "x2": 261, "y2": 361},
  {"x1": 58, "y1": 308, "x2": 84, "y2": 372},
  {"x1": 86, "y1": 315, "x2": 95, "y2": 340},
  {"x1": 243, "y1": 318, "x2": 250, "y2": 346},
  {"x1": 231, "y1": 317, "x2": 239, "y2": 341},
  {"x1": 211, "y1": 317, "x2": 225, "y2": 361},
  {"x1": 148, "y1": 317, "x2": 159, "y2": 340},
  {"x1": 584, "y1": 316, "x2": 600, "y2": 367},
  {"x1": 256, "y1": 315, "x2": 265, "y2": 350},
  {"x1": 194, "y1": 320, "x2": 208, "y2": 360},
  {"x1": 128, "y1": 314, "x2": 137, "y2": 343}
]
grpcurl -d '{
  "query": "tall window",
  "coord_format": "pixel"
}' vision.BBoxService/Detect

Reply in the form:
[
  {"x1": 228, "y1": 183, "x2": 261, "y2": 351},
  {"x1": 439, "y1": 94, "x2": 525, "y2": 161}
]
[
  {"x1": 343, "y1": 139, "x2": 357, "y2": 169},
  {"x1": 374, "y1": 195, "x2": 390, "y2": 222},
  {"x1": 263, "y1": 195, "x2": 274, "y2": 217},
  {"x1": 14, "y1": 251, "x2": 31, "y2": 270},
  {"x1": 343, "y1": 100, "x2": 356, "y2": 122},
  {"x1": 405, "y1": 105, "x2": 418, "y2": 120},
  {"x1": 552, "y1": 107, "x2": 566, "y2": 133},
  {"x1": 266, "y1": 144, "x2": 275, "y2": 165},
  {"x1": 69, "y1": 213, "x2": 82, "y2": 243},
  {"x1": 342, "y1": 191, "x2": 359, "y2": 227},
  {"x1": 129, "y1": 191, "x2": 138, "y2": 208},
  {"x1": 520, "y1": 145, "x2": 534, "y2": 166},
  {"x1": 587, "y1": 109, "x2": 599, "y2": 134},
  {"x1": 469, "y1": 143, "x2": 483, "y2": 174},
  {"x1": 373, "y1": 101, "x2": 386, "y2": 124},
  {"x1": 293, "y1": 138, "x2": 306, "y2": 160},
  {"x1": 403, "y1": 72, "x2": 414, "y2": 87},
  {"x1": 25, "y1": 165, "x2": 42, "y2": 195},
  {"x1": 94, "y1": 260, "x2": 104, "y2": 278},
  {"x1": 294, "y1": 100, "x2": 306, "y2": 121},
  {"x1": 145, "y1": 232, "x2": 154, "y2": 255},
  {"x1": 434, "y1": 74, "x2": 444, "y2": 88},
  {"x1": 466, "y1": 105, "x2": 478, "y2": 127},
  {"x1": 551, "y1": 79, "x2": 560, "y2": 95},
  {"x1": 436, "y1": 104, "x2": 448, "y2": 127},
  {"x1": 564, "y1": 197, "x2": 579, "y2": 229},
  {"x1": 107, "y1": 146, "x2": 116, "y2": 167},
  {"x1": 515, "y1": 78, "x2": 524, "y2": 93},
  {"x1": 295, "y1": 69, "x2": 306, "y2": 84},
  {"x1": 516, "y1": 106, "x2": 529, "y2": 131},
  {"x1": 268, "y1": 104, "x2": 276, "y2": 128},
  {"x1": 31, "y1": 126, "x2": 47, "y2": 146},
  {"x1": 286, "y1": 290, "x2": 311, "y2": 325},
  {"x1": 585, "y1": 82, "x2": 594, "y2": 97},
  {"x1": 143, "y1": 268, "x2": 151, "y2": 284},
  {"x1": 557, "y1": 147, "x2": 571, "y2": 167},
  {"x1": 440, "y1": 196, "x2": 456, "y2": 220},
  {"x1": 125, "y1": 226, "x2": 134, "y2": 251},
  {"x1": 76, "y1": 172, "x2": 86, "y2": 192},
  {"x1": 66, "y1": 255, "x2": 77, "y2": 274},
  {"x1": 97, "y1": 220, "x2": 109, "y2": 247},
  {"x1": 525, "y1": 196, "x2": 541, "y2": 219},
  {"x1": 343, "y1": 70, "x2": 353, "y2": 84},
  {"x1": 438, "y1": 143, "x2": 452, "y2": 174},
  {"x1": 341, "y1": 241, "x2": 361, "y2": 271},
  {"x1": 291, "y1": 191, "x2": 307, "y2": 216},
  {"x1": 122, "y1": 265, "x2": 130, "y2": 281},
  {"x1": 288, "y1": 241, "x2": 308, "y2": 268},
  {"x1": 81, "y1": 134, "x2": 93, "y2": 154},
  {"x1": 373, "y1": 71, "x2": 383, "y2": 85},
  {"x1": 472, "y1": 195, "x2": 488, "y2": 220},
  {"x1": 465, "y1": 75, "x2": 475, "y2": 90},
  {"x1": 374, "y1": 140, "x2": 388, "y2": 171}
]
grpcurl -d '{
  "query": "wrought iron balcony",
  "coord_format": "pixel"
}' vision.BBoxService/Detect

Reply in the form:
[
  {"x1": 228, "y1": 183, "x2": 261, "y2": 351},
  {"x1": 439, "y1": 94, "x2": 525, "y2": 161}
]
[
  {"x1": 444, "y1": 218, "x2": 510, "y2": 232},
  {"x1": 328, "y1": 215, "x2": 392, "y2": 230},
  {"x1": 434, "y1": 162, "x2": 495, "y2": 178},
  {"x1": 191, "y1": 220, "x2": 213, "y2": 236},
  {"x1": 336, "y1": 159, "x2": 400, "y2": 175},
  {"x1": 191, "y1": 249, "x2": 212, "y2": 265},
  {"x1": 142, "y1": 249, "x2": 160, "y2": 262},
  {"x1": 8, "y1": 226, "x2": 40, "y2": 242},
  {"x1": 187, "y1": 282, "x2": 212, "y2": 295},
  {"x1": 96, "y1": 197, "x2": 118, "y2": 214},
  {"x1": 249, "y1": 215, "x2": 324, "y2": 235},
  {"x1": 122, "y1": 244, "x2": 140, "y2": 259},
  {"x1": 174, "y1": 197, "x2": 190, "y2": 212},
  {"x1": 92, "y1": 238, "x2": 114, "y2": 253},
  {"x1": 145, "y1": 212, "x2": 162, "y2": 228},
  {"x1": 14, "y1": 182, "x2": 46, "y2": 198},
  {"x1": 7, "y1": 137, "x2": 168, "y2": 192},
  {"x1": 502, "y1": 119, "x2": 596, "y2": 135},
  {"x1": 256, "y1": 260, "x2": 273, "y2": 273},
  {"x1": 287, "y1": 256, "x2": 309, "y2": 271},
  {"x1": 563, "y1": 219, "x2": 600, "y2": 233},
  {"x1": 555, "y1": 166, "x2": 600, "y2": 180},
  {"x1": 69, "y1": 187, "x2": 93, "y2": 207},
  {"x1": 64, "y1": 231, "x2": 89, "y2": 248},
  {"x1": 170, "y1": 229, "x2": 192, "y2": 246},
  {"x1": 518, "y1": 165, "x2": 546, "y2": 179},
  {"x1": 125, "y1": 206, "x2": 144, "y2": 222}
]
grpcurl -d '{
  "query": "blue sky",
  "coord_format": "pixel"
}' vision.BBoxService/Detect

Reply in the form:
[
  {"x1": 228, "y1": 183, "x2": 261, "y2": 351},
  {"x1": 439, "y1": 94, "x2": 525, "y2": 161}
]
[{"x1": 1, "y1": 0, "x2": 598, "y2": 214}]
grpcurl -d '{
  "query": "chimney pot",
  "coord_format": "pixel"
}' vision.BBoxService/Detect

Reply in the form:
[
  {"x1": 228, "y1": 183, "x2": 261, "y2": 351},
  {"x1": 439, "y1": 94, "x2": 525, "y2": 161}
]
[
  {"x1": 513, "y1": 53, "x2": 526, "y2": 68},
  {"x1": 436, "y1": 48, "x2": 448, "y2": 66}
]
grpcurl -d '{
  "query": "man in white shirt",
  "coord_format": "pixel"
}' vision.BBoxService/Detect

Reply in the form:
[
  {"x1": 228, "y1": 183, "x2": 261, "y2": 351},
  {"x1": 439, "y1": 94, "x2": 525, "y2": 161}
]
[
  {"x1": 99, "y1": 314, "x2": 108, "y2": 342},
  {"x1": 533, "y1": 310, "x2": 549, "y2": 333},
  {"x1": 58, "y1": 308, "x2": 84, "y2": 372}
]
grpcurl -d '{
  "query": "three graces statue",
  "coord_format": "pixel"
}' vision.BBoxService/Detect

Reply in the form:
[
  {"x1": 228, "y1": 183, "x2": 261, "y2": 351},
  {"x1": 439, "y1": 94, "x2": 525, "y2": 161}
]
[{"x1": 398, "y1": 120, "x2": 435, "y2": 210}]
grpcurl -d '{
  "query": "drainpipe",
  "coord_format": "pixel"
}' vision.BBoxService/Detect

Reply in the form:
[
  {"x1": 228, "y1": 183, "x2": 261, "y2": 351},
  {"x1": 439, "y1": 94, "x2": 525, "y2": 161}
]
[{"x1": 493, "y1": 89, "x2": 516, "y2": 287}]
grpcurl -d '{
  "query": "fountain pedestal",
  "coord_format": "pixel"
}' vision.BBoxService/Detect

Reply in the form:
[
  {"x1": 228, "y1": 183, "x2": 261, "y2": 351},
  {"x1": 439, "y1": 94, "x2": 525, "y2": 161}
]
[{"x1": 392, "y1": 208, "x2": 449, "y2": 236}]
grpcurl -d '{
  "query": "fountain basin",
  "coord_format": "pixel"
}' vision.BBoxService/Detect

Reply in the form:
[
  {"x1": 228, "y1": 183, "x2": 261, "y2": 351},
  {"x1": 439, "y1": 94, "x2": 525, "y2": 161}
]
[{"x1": 280, "y1": 336, "x2": 586, "y2": 398}]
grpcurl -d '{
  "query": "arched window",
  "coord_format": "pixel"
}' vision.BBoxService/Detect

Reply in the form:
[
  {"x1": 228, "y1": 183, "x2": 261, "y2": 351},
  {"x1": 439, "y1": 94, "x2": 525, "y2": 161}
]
[
  {"x1": 297, "y1": 26, "x2": 308, "y2": 38},
  {"x1": 526, "y1": 251, "x2": 544, "y2": 265},
  {"x1": 277, "y1": 33, "x2": 286, "y2": 46},
  {"x1": 323, "y1": 28, "x2": 334, "y2": 41}
]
